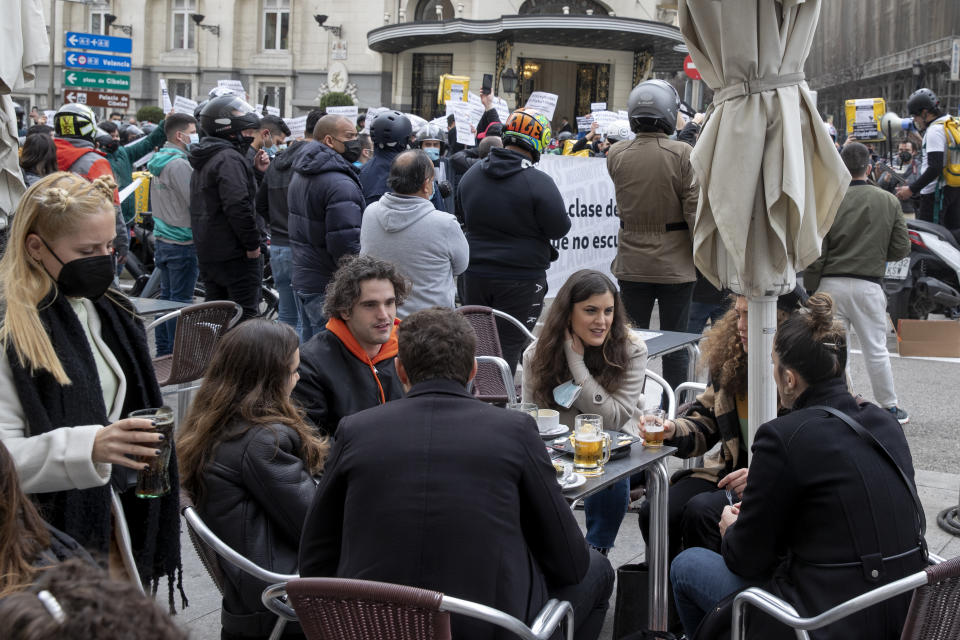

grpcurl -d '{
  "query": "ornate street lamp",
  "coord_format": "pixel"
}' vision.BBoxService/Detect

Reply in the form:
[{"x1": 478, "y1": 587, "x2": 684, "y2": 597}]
[{"x1": 501, "y1": 67, "x2": 518, "y2": 95}]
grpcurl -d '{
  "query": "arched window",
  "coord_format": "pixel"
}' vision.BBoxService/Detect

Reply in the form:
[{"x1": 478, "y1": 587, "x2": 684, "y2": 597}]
[
  {"x1": 518, "y1": 0, "x2": 609, "y2": 15},
  {"x1": 415, "y1": 0, "x2": 455, "y2": 21}
]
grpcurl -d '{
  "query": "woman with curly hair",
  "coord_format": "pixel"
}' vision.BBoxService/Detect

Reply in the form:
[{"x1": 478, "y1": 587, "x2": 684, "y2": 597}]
[
  {"x1": 177, "y1": 318, "x2": 329, "y2": 639},
  {"x1": 522, "y1": 269, "x2": 647, "y2": 554},
  {"x1": 0, "y1": 172, "x2": 182, "y2": 606},
  {"x1": 638, "y1": 288, "x2": 806, "y2": 562}
]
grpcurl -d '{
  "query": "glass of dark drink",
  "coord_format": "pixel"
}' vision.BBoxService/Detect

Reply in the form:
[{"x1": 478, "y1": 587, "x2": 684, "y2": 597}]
[{"x1": 128, "y1": 406, "x2": 175, "y2": 498}]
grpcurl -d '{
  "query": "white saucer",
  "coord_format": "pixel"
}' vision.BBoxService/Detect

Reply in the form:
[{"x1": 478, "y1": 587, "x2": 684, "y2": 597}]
[
  {"x1": 558, "y1": 472, "x2": 586, "y2": 491},
  {"x1": 539, "y1": 423, "x2": 569, "y2": 437}
]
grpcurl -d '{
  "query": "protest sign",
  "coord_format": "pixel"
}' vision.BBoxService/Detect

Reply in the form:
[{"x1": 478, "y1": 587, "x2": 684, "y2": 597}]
[
  {"x1": 44, "y1": 110, "x2": 56, "y2": 125},
  {"x1": 326, "y1": 105, "x2": 359, "y2": 119},
  {"x1": 255, "y1": 104, "x2": 281, "y2": 117},
  {"x1": 159, "y1": 79, "x2": 172, "y2": 113},
  {"x1": 172, "y1": 95, "x2": 198, "y2": 115},
  {"x1": 618, "y1": 109, "x2": 629, "y2": 119},
  {"x1": 451, "y1": 102, "x2": 475, "y2": 146},
  {"x1": 591, "y1": 110, "x2": 620, "y2": 134},
  {"x1": 590, "y1": 102, "x2": 606, "y2": 112},
  {"x1": 536, "y1": 155, "x2": 620, "y2": 293},
  {"x1": 216, "y1": 79, "x2": 247, "y2": 99},
  {"x1": 494, "y1": 96, "x2": 510, "y2": 122},
  {"x1": 284, "y1": 115, "x2": 308, "y2": 139},
  {"x1": 525, "y1": 91, "x2": 559, "y2": 120},
  {"x1": 450, "y1": 83, "x2": 465, "y2": 102},
  {"x1": 576, "y1": 115, "x2": 594, "y2": 132}
]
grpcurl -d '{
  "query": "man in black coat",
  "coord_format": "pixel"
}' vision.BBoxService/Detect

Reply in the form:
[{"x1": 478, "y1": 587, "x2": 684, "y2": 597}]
[
  {"x1": 456, "y1": 108, "x2": 571, "y2": 374},
  {"x1": 190, "y1": 96, "x2": 264, "y2": 320},
  {"x1": 292, "y1": 255, "x2": 407, "y2": 436},
  {"x1": 287, "y1": 114, "x2": 365, "y2": 341},
  {"x1": 299, "y1": 308, "x2": 614, "y2": 640},
  {"x1": 256, "y1": 109, "x2": 325, "y2": 331}
]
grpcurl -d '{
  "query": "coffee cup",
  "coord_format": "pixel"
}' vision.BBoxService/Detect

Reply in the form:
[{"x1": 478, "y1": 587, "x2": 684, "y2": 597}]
[{"x1": 537, "y1": 408, "x2": 560, "y2": 433}]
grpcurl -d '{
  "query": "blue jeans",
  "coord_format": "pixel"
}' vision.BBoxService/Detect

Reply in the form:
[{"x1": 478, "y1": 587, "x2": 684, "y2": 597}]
[
  {"x1": 687, "y1": 300, "x2": 728, "y2": 334},
  {"x1": 584, "y1": 479, "x2": 629, "y2": 550},
  {"x1": 296, "y1": 290, "x2": 327, "y2": 343},
  {"x1": 154, "y1": 240, "x2": 198, "y2": 356},
  {"x1": 270, "y1": 245, "x2": 300, "y2": 331},
  {"x1": 671, "y1": 547, "x2": 755, "y2": 637}
]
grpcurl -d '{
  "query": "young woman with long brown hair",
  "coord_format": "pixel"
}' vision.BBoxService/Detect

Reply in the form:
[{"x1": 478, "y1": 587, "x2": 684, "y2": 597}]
[
  {"x1": 177, "y1": 318, "x2": 328, "y2": 640},
  {"x1": 522, "y1": 269, "x2": 648, "y2": 554},
  {"x1": 0, "y1": 172, "x2": 182, "y2": 605}
]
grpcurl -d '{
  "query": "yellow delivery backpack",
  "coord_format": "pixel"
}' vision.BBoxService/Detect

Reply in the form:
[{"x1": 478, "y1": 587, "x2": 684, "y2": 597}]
[
  {"x1": 131, "y1": 171, "x2": 152, "y2": 225},
  {"x1": 943, "y1": 116, "x2": 960, "y2": 187}
]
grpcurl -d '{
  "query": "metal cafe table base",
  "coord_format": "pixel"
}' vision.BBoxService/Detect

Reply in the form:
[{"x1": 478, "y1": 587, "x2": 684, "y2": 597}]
[{"x1": 560, "y1": 444, "x2": 676, "y2": 632}]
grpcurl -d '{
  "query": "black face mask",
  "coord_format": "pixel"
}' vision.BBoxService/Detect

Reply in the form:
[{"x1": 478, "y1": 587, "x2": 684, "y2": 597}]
[
  {"x1": 234, "y1": 134, "x2": 255, "y2": 154},
  {"x1": 337, "y1": 138, "x2": 363, "y2": 164},
  {"x1": 899, "y1": 151, "x2": 913, "y2": 164},
  {"x1": 40, "y1": 238, "x2": 116, "y2": 300}
]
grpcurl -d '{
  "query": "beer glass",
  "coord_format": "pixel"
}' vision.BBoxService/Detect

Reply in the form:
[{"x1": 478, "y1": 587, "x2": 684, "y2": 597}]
[
  {"x1": 129, "y1": 406, "x2": 175, "y2": 498},
  {"x1": 642, "y1": 408, "x2": 666, "y2": 448},
  {"x1": 507, "y1": 402, "x2": 538, "y2": 420},
  {"x1": 573, "y1": 414, "x2": 610, "y2": 476}
]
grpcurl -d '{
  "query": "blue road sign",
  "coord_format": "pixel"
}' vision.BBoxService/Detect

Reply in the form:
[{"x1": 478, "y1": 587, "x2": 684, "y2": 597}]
[
  {"x1": 64, "y1": 31, "x2": 132, "y2": 54},
  {"x1": 64, "y1": 51, "x2": 131, "y2": 73}
]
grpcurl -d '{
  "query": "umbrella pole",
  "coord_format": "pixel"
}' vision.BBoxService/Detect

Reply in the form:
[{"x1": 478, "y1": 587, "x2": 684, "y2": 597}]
[{"x1": 747, "y1": 296, "x2": 778, "y2": 459}]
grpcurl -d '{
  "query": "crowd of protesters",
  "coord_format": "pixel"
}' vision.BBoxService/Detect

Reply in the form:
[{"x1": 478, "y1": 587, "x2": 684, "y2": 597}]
[{"x1": 0, "y1": 80, "x2": 944, "y2": 640}]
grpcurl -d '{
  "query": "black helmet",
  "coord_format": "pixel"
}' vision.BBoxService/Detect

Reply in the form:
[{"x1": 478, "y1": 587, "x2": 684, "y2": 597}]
[
  {"x1": 199, "y1": 95, "x2": 261, "y2": 142},
  {"x1": 54, "y1": 103, "x2": 98, "y2": 141},
  {"x1": 193, "y1": 99, "x2": 208, "y2": 120},
  {"x1": 627, "y1": 79, "x2": 680, "y2": 135},
  {"x1": 557, "y1": 131, "x2": 574, "y2": 142},
  {"x1": 119, "y1": 123, "x2": 144, "y2": 145},
  {"x1": 907, "y1": 88, "x2": 941, "y2": 117},
  {"x1": 369, "y1": 110, "x2": 412, "y2": 150}
]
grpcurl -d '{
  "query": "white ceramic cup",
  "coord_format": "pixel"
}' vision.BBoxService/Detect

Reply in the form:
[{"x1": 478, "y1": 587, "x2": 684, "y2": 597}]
[{"x1": 537, "y1": 408, "x2": 560, "y2": 433}]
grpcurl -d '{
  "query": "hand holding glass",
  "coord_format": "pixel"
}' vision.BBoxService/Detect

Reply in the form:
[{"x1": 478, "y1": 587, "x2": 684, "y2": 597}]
[{"x1": 642, "y1": 409, "x2": 666, "y2": 448}]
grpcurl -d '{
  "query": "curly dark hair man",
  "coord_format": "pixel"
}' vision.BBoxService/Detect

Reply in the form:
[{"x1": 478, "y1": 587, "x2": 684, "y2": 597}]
[{"x1": 293, "y1": 254, "x2": 410, "y2": 435}]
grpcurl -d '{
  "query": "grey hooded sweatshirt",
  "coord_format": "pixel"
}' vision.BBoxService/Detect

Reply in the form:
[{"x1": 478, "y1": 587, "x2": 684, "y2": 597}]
[{"x1": 360, "y1": 192, "x2": 469, "y2": 319}]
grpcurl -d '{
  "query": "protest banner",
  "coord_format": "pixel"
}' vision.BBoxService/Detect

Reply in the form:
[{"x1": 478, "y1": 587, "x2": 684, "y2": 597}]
[
  {"x1": 284, "y1": 115, "x2": 307, "y2": 139},
  {"x1": 326, "y1": 105, "x2": 359, "y2": 119},
  {"x1": 172, "y1": 95, "x2": 198, "y2": 115},
  {"x1": 159, "y1": 79, "x2": 172, "y2": 113},
  {"x1": 536, "y1": 155, "x2": 620, "y2": 293},
  {"x1": 525, "y1": 91, "x2": 559, "y2": 120}
]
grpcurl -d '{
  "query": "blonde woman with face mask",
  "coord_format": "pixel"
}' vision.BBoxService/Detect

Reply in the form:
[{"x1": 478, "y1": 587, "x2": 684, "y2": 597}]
[{"x1": 0, "y1": 172, "x2": 183, "y2": 606}]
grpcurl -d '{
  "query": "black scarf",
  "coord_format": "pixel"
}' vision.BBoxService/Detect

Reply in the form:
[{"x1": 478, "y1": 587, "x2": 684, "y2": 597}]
[{"x1": 5, "y1": 291, "x2": 186, "y2": 611}]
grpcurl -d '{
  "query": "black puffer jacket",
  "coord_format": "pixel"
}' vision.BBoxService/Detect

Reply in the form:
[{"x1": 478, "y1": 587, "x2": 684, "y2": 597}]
[
  {"x1": 197, "y1": 422, "x2": 318, "y2": 637},
  {"x1": 255, "y1": 140, "x2": 310, "y2": 247},
  {"x1": 287, "y1": 141, "x2": 364, "y2": 294},
  {"x1": 456, "y1": 147, "x2": 570, "y2": 279},
  {"x1": 189, "y1": 137, "x2": 261, "y2": 263}
]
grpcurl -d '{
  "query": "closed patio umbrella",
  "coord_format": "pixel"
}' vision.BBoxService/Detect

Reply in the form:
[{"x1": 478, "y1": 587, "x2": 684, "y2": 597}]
[{"x1": 679, "y1": 0, "x2": 849, "y2": 444}]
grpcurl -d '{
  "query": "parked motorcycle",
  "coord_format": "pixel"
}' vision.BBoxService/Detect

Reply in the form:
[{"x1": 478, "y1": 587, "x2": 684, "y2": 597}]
[{"x1": 884, "y1": 218, "x2": 960, "y2": 324}]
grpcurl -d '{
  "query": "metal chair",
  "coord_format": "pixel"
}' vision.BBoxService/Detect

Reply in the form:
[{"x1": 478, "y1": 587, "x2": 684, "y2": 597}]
[
  {"x1": 180, "y1": 491, "x2": 297, "y2": 640},
  {"x1": 643, "y1": 370, "x2": 677, "y2": 419},
  {"x1": 731, "y1": 555, "x2": 960, "y2": 640},
  {"x1": 262, "y1": 577, "x2": 574, "y2": 640},
  {"x1": 674, "y1": 381, "x2": 708, "y2": 470},
  {"x1": 145, "y1": 301, "x2": 242, "y2": 423},
  {"x1": 457, "y1": 306, "x2": 536, "y2": 405}
]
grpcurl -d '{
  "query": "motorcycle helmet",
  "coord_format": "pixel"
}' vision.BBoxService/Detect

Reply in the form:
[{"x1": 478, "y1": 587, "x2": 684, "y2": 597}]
[
  {"x1": 119, "y1": 123, "x2": 145, "y2": 145},
  {"x1": 557, "y1": 131, "x2": 574, "y2": 142},
  {"x1": 193, "y1": 99, "x2": 209, "y2": 120},
  {"x1": 415, "y1": 123, "x2": 446, "y2": 155},
  {"x1": 54, "y1": 103, "x2": 98, "y2": 141},
  {"x1": 627, "y1": 79, "x2": 680, "y2": 135},
  {"x1": 95, "y1": 132, "x2": 119, "y2": 154},
  {"x1": 502, "y1": 108, "x2": 552, "y2": 162},
  {"x1": 906, "y1": 88, "x2": 941, "y2": 117},
  {"x1": 606, "y1": 120, "x2": 634, "y2": 143},
  {"x1": 198, "y1": 95, "x2": 261, "y2": 143},
  {"x1": 369, "y1": 110, "x2": 412, "y2": 150}
]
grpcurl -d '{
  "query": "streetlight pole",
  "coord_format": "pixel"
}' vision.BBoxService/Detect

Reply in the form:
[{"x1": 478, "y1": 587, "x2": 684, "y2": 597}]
[{"x1": 48, "y1": 0, "x2": 56, "y2": 108}]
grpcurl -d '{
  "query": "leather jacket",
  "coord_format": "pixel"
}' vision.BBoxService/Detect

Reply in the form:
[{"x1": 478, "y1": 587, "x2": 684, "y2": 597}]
[{"x1": 197, "y1": 421, "x2": 318, "y2": 637}]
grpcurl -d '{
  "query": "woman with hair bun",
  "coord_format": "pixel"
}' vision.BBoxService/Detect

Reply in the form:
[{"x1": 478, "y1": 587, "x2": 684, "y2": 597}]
[
  {"x1": 0, "y1": 172, "x2": 182, "y2": 605},
  {"x1": 670, "y1": 293, "x2": 925, "y2": 639}
]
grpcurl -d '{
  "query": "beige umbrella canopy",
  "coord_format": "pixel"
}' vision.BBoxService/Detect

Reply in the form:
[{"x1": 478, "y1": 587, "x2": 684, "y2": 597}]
[
  {"x1": 679, "y1": 0, "x2": 850, "y2": 443},
  {"x1": 680, "y1": 0, "x2": 848, "y2": 298}
]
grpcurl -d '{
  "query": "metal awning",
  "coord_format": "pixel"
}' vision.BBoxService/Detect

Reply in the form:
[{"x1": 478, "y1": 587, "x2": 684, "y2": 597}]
[{"x1": 367, "y1": 15, "x2": 688, "y2": 69}]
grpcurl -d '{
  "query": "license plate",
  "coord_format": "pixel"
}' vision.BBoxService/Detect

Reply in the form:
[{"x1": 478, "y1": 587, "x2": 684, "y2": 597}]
[{"x1": 885, "y1": 257, "x2": 910, "y2": 280}]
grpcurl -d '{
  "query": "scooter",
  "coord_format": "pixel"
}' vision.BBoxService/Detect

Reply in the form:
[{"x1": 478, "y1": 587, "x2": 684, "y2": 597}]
[{"x1": 884, "y1": 218, "x2": 960, "y2": 324}]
